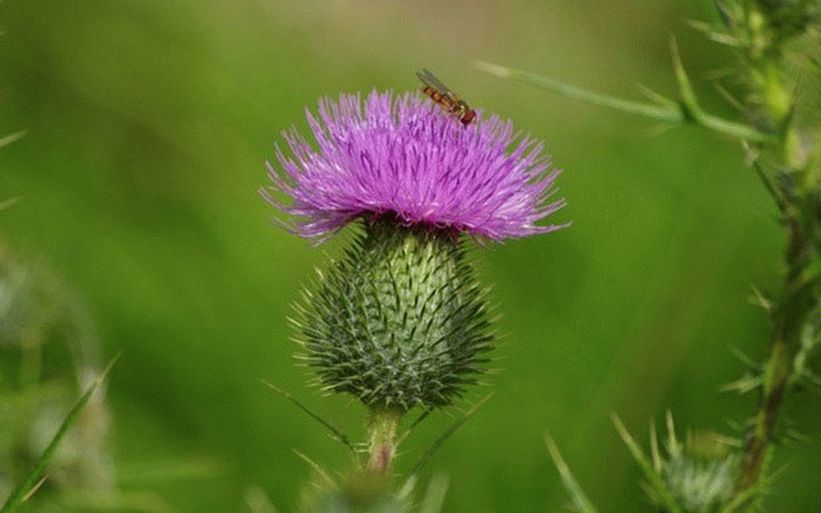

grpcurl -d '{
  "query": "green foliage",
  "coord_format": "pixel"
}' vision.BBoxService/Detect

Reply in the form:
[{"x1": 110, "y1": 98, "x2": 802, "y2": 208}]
[
  {"x1": 301, "y1": 472, "x2": 448, "y2": 513},
  {"x1": 716, "y1": 0, "x2": 821, "y2": 51},
  {"x1": 261, "y1": 380, "x2": 357, "y2": 455},
  {"x1": 550, "y1": 416, "x2": 743, "y2": 513},
  {"x1": 713, "y1": 0, "x2": 821, "y2": 498},
  {"x1": 309, "y1": 483, "x2": 409, "y2": 513},
  {"x1": 295, "y1": 217, "x2": 492, "y2": 412},
  {"x1": 657, "y1": 424, "x2": 740, "y2": 513},
  {"x1": 408, "y1": 395, "x2": 490, "y2": 476},
  {"x1": 0, "y1": 252, "x2": 115, "y2": 510},
  {"x1": 612, "y1": 415, "x2": 684, "y2": 513},
  {"x1": 0, "y1": 354, "x2": 119, "y2": 513},
  {"x1": 482, "y1": 0, "x2": 820, "y2": 509},
  {"x1": 545, "y1": 435, "x2": 601, "y2": 513},
  {"x1": 473, "y1": 57, "x2": 769, "y2": 142},
  {"x1": 2, "y1": 1, "x2": 820, "y2": 511}
]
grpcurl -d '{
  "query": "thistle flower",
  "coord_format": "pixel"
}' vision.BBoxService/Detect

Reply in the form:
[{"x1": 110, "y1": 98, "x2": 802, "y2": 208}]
[
  {"x1": 262, "y1": 90, "x2": 565, "y2": 241},
  {"x1": 261, "y1": 89, "x2": 566, "y2": 419}
]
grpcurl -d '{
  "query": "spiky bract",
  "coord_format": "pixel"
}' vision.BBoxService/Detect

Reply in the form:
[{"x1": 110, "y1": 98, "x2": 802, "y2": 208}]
[{"x1": 295, "y1": 217, "x2": 491, "y2": 412}]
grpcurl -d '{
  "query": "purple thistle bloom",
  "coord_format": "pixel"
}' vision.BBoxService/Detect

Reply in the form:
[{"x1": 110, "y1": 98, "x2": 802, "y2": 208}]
[{"x1": 262, "y1": 90, "x2": 567, "y2": 241}]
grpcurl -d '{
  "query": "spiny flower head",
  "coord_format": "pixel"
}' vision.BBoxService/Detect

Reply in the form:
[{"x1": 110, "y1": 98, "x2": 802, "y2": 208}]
[
  {"x1": 293, "y1": 217, "x2": 492, "y2": 411},
  {"x1": 262, "y1": 89, "x2": 568, "y2": 412},
  {"x1": 262, "y1": 90, "x2": 566, "y2": 241}
]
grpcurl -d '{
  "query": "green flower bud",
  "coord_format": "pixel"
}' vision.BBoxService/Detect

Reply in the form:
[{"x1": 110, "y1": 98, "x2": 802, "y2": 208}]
[
  {"x1": 661, "y1": 430, "x2": 740, "y2": 513},
  {"x1": 294, "y1": 217, "x2": 492, "y2": 412},
  {"x1": 307, "y1": 472, "x2": 408, "y2": 513}
]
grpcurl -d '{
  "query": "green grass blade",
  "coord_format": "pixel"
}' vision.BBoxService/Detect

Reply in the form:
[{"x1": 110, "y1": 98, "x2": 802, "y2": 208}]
[
  {"x1": 259, "y1": 380, "x2": 356, "y2": 455},
  {"x1": 0, "y1": 130, "x2": 27, "y2": 149},
  {"x1": 0, "y1": 197, "x2": 22, "y2": 211},
  {"x1": 396, "y1": 408, "x2": 432, "y2": 446},
  {"x1": 244, "y1": 486, "x2": 279, "y2": 513},
  {"x1": 410, "y1": 395, "x2": 491, "y2": 476},
  {"x1": 649, "y1": 420, "x2": 662, "y2": 472},
  {"x1": 0, "y1": 352, "x2": 122, "y2": 513},
  {"x1": 116, "y1": 459, "x2": 221, "y2": 484},
  {"x1": 544, "y1": 434, "x2": 601, "y2": 513},
  {"x1": 419, "y1": 474, "x2": 449, "y2": 513},
  {"x1": 611, "y1": 413, "x2": 683, "y2": 513},
  {"x1": 291, "y1": 448, "x2": 335, "y2": 487},
  {"x1": 718, "y1": 485, "x2": 762, "y2": 513}
]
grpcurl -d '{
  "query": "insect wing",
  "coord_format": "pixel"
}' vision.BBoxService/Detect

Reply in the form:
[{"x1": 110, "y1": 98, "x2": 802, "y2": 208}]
[{"x1": 417, "y1": 69, "x2": 457, "y2": 98}]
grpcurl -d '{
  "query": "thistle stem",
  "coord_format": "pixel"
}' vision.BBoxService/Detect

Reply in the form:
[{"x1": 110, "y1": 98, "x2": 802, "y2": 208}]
[
  {"x1": 733, "y1": 3, "x2": 819, "y2": 498},
  {"x1": 737, "y1": 333, "x2": 789, "y2": 489},
  {"x1": 366, "y1": 409, "x2": 401, "y2": 475},
  {"x1": 738, "y1": 218, "x2": 815, "y2": 492}
]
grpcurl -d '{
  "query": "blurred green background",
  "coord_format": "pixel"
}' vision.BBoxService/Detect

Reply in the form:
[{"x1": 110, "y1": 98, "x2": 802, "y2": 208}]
[{"x1": 1, "y1": 0, "x2": 818, "y2": 511}]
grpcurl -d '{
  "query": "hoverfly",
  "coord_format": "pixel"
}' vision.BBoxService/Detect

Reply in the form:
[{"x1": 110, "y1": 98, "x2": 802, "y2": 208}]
[{"x1": 416, "y1": 68, "x2": 476, "y2": 127}]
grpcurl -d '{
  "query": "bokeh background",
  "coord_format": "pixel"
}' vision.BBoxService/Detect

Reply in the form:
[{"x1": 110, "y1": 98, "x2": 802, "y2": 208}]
[{"x1": 1, "y1": 0, "x2": 818, "y2": 511}]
